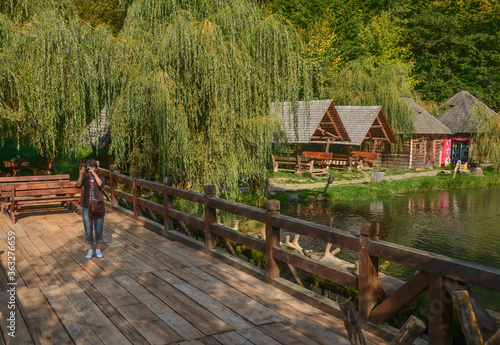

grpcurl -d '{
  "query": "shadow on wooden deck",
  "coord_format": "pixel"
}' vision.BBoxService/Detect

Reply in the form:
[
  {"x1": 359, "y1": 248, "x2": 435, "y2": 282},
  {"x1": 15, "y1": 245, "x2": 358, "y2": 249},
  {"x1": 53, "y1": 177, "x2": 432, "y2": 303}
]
[{"x1": 0, "y1": 205, "x2": 390, "y2": 345}]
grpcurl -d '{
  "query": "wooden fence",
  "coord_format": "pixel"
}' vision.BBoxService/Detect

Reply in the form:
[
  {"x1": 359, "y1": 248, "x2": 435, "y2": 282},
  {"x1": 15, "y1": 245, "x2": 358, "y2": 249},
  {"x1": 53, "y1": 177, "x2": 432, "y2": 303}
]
[{"x1": 95, "y1": 165, "x2": 500, "y2": 344}]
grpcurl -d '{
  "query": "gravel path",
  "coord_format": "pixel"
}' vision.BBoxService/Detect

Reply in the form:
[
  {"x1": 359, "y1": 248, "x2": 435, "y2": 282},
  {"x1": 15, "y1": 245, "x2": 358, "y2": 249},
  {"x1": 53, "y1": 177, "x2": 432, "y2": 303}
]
[{"x1": 268, "y1": 169, "x2": 442, "y2": 192}]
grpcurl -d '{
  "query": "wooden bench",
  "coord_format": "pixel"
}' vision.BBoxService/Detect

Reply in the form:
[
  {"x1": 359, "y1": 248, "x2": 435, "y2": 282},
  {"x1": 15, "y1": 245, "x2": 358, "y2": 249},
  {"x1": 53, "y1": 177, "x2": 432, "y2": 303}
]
[
  {"x1": 272, "y1": 154, "x2": 315, "y2": 174},
  {"x1": 1, "y1": 180, "x2": 81, "y2": 223},
  {"x1": 0, "y1": 174, "x2": 71, "y2": 213},
  {"x1": 301, "y1": 151, "x2": 333, "y2": 176},
  {"x1": 350, "y1": 151, "x2": 380, "y2": 169}
]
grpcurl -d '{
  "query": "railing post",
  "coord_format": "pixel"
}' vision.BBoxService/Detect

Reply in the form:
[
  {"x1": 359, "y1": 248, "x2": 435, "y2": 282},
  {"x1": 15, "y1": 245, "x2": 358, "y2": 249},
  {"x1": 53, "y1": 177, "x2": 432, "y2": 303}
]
[
  {"x1": 265, "y1": 199, "x2": 281, "y2": 281},
  {"x1": 358, "y1": 221, "x2": 380, "y2": 320},
  {"x1": 204, "y1": 185, "x2": 217, "y2": 250},
  {"x1": 109, "y1": 165, "x2": 117, "y2": 206},
  {"x1": 428, "y1": 273, "x2": 453, "y2": 345},
  {"x1": 163, "y1": 177, "x2": 174, "y2": 231},
  {"x1": 132, "y1": 170, "x2": 141, "y2": 217}
]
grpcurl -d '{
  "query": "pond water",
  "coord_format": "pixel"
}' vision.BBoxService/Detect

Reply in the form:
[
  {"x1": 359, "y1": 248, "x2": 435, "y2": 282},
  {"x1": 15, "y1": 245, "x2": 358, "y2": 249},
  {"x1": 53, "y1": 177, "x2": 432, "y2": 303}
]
[{"x1": 281, "y1": 185, "x2": 500, "y2": 311}]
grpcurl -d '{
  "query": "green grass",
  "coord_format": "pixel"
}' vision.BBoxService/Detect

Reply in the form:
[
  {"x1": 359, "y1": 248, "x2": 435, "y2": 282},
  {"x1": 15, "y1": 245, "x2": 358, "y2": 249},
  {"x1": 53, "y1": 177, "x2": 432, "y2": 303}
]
[{"x1": 273, "y1": 170, "x2": 500, "y2": 205}]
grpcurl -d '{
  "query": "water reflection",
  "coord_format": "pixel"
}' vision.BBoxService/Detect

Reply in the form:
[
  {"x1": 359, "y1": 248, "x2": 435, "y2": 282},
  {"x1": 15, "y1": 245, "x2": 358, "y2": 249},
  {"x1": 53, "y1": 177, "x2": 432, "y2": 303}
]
[{"x1": 282, "y1": 186, "x2": 500, "y2": 311}]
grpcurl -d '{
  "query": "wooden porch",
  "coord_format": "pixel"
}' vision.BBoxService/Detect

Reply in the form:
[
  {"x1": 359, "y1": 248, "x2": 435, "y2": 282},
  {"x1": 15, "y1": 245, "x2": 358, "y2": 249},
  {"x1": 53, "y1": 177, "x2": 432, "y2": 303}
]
[{"x1": 0, "y1": 205, "x2": 390, "y2": 345}]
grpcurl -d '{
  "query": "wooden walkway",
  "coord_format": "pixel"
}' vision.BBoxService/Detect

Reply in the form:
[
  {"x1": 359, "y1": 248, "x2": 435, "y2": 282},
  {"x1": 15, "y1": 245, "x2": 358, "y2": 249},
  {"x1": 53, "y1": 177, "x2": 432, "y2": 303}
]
[{"x1": 0, "y1": 205, "x2": 389, "y2": 345}]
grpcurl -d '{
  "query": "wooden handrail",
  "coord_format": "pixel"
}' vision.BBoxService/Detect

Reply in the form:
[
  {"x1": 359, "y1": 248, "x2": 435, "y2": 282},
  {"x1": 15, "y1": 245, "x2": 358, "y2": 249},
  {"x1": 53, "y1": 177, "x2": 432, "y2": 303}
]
[{"x1": 95, "y1": 166, "x2": 500, "y2": 344}]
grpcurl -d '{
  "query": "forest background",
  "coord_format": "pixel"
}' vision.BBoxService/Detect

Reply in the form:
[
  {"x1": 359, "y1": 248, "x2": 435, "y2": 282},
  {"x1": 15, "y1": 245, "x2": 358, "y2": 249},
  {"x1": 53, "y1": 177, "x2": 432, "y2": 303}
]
[{"x1": 0, "y1": 0, "x2": 499, "y2": 196}]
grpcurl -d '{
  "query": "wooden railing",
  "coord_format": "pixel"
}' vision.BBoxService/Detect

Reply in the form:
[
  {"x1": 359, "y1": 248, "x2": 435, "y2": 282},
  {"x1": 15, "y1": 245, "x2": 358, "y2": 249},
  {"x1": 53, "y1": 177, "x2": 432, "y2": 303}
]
[{"x1": 96, "y1": 165, "x2": 500, "y2": 345}]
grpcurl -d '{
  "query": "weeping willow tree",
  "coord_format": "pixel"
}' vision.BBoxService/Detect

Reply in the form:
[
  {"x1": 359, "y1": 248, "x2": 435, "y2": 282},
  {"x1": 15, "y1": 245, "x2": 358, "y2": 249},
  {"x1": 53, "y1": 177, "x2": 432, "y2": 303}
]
[
  {"x1": 110, "y1": 0, "x2": 312, "y2": 195},
  {"x1": 471, "y1": 103, "x2": 500, "y2": 171},
  {"x1": 0, "y1": 0, "x2": 122, "y2": 157}
]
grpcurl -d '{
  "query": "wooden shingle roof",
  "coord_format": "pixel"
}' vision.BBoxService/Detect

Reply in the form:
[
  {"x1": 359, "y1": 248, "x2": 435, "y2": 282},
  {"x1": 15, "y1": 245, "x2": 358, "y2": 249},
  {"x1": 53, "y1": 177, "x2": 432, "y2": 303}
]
[
  {"x1": 273, "y1": 100, "x2": 350, "y2": 143},
  {"x1": 334, "y1": 106, "x2": 397, "y2": 146},
  {"x1": 438, "y1": 91, "x2": 498, "y2": 134},
  {"x1": 405, "y1": 98, "x2": 452, "y2": 135}
]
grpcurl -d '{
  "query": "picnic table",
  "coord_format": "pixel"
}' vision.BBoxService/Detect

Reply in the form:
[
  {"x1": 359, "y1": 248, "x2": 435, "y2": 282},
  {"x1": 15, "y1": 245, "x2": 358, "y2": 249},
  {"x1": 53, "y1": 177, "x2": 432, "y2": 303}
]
[{"x1": 3, "y1": 156, "x2": 30, "y2": 176}]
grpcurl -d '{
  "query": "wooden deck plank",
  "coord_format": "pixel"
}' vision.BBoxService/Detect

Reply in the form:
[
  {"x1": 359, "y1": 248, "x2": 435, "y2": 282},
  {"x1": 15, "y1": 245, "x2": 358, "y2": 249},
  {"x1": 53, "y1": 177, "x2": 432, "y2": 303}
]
[
  {"x1": 58, "y1": 282, "x2": 134, "y2": 345},
  {"x1": 89, "y1": 276, "x2": 140, "y2": 308},
  {"x1": 26, "y1": 256, "x2": 61, "y2": 287},
  {"x1": 116, "y1": 303, "x2": 183, "y2": 344},
  {"x1": 211, "y1": 331, "x2": 254, "y2": 345},
  {"x1": 214, "y1": 263, "x2": 321, "y2": 315},
  {"x1": 17, "y1": 237, "x2": 43, "y2": 258},
  {"x1": 200, "y1": 264, "x2": 312, "y2": 320},
  {"x1": 119, "y1": 244, "x2": 177, "y2": 271},
  {"x1": 114, "y1": 274, "x2": 205, "y2": 340},
  {"x1": 173, "y1": 267, "x2": 286, "y2": 325},
  {"x1": 16, "y1": 258, "x2": 44, "y2": 289},
  {"x1": 41, "y1": 285, "x2": 104, "y2": 345},
  {"x1": 97, "y1": 248, "x2": 142, "y2": 275},
  {"x1": 0, "y1": 209, "x2": 390, "y2": 345},
  {"x1": 111, "y1": 247, "x2": 157, "y2": 273},
  {"x1": 17, "y1": 287, "x2": 75, "y2": 345},
  {"x1": 26, "y1": 236, "x2": 53, "y2": 256},
  {"x1": 40, "y1": 255, "x2": 77, "y2": 284},
  {"x1": 68, "y1": 252, "x2": 108, "y2": 280},
  {"x1": 134, "y1": 272, "x2": 233, "y2": 336},
  {"x1": 150, "y1": 270, "x2": 252, "y2": 332},
  {"x1": 53, "y1": 254, "x2": 94, "y2": 282},
  {"x1": 78, "y1": 281, "x2": 150, "y2": 345},
  {"x1": 236, "y1": 328, "x2": 283, "y2": 345},
  {"x1": 258, "y1": 322, "x2": 320, "y2": 345},
  {"x1": 0, "y1": 291, "x2": 35, "y2": 345},
  {"x1": 283, "y1": 317, "x2": 351, "y2": 345}
]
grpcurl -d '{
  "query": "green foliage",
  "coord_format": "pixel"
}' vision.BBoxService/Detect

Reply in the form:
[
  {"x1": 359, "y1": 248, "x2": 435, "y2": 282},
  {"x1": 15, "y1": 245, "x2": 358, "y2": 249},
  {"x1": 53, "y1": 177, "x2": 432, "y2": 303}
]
[
  {"x1": 109, "y1": 0, "x2": 312, "y2": 196},
  {"x1": 396, "y1": 0, "x2": 500, "y2": 110},
  {"x1": 471, "y1": 102, "x2": 500, "y2": 171},
  {"x1": 0, "y1": 8, "x2": 121, "y2": 158},
  {"x1": 0, "y1": 0, "x2": 312, "y2": 198}
]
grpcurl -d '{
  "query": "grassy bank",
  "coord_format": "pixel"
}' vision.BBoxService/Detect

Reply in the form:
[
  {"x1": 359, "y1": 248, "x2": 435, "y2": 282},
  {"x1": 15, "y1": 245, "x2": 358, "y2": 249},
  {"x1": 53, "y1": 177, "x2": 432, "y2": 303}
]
[{"x1": 273, "y1": 168, "x2": 500, "y2": 206}]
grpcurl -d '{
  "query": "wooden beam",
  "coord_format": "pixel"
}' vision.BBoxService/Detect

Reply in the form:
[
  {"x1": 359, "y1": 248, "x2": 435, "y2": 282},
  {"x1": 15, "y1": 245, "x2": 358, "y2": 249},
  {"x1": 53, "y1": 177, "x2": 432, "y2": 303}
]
[
  {"x1": 389, "y1": 315, "x2": 426, "y2": 345},
  {"x1": 445, "y1": 279, "x2": 498, "y2": 340},
  {"x1": 428, "y1": 273, "x2": 453, "y2": 344},
  {"x1": 340, "y1": 301, "x2": 366, "y2": 345},
  {"x1": 369, "y1": 271, "x2": 429, "y2": 324},
  {"x1": 451, "y1": 290, "x2": 484, "y2": 345}
]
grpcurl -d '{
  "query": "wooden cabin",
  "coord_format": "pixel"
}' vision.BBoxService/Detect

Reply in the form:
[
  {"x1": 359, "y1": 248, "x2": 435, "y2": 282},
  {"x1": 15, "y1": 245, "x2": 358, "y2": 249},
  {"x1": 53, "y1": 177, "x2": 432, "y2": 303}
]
[
  {"x1": 272, "y1": 100, "x2": 353, "y2": 172},
  {"x1": 381, "y1": 98, "x2": 453, "y2": 169},
  {"x1": 438, "y1": 91, "x2": 498, "y2": 165},
  {"x1": 331, "y1": 106, "x2": 397, "y2": 168}
]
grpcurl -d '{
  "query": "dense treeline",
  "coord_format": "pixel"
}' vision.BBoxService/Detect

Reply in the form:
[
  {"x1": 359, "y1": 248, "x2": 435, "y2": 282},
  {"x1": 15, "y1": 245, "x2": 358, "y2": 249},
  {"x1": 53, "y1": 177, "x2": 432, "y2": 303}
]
[{"x1": 265, "y1": 0, "x2": 500, "y2": 112}]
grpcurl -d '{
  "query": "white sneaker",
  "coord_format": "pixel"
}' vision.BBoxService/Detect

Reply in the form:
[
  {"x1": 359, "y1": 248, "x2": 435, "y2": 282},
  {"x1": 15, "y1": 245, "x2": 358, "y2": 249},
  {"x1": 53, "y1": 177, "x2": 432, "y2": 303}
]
[
  {"x1": 95, "y1": 249, "x2": 103, "y2": 258},
  {"x1": 86, "y1": 249, "x2": 94, "y2": 259}
]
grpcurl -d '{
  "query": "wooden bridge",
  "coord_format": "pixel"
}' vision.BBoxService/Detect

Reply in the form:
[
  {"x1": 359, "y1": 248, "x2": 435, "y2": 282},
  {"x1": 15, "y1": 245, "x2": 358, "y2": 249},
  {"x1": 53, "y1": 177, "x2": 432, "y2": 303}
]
[
  {"x1": 1, "y1": 165, "x2": 500, "y2": 344},
  {"x1": 0, "y1": 206, "x2": 390, "y2": 345}
]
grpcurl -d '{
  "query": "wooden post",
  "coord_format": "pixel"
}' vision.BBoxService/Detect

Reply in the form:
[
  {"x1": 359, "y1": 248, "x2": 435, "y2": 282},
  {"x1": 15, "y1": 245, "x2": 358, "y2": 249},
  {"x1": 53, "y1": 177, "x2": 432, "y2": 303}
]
[
  {"x1": 358, "y1": 221, "x2": 380, "y2": 320},
  {"x1": 451, "y1": 290, "x2": 484, "y2": 345},
  {"x1": 204, "y1": 185, "x2": 217, "y2": 250},
  {"x1": 109, "y1": 165, "x2": 117, "y2": 206},
  {"x1": 132, "y1": 170, "x2": 141, "y2": 217},
  {"x1": 265, "y1": 199, "x2": 280, "y2": 280},
  {"x1": 163, "y1": 177, "x2": 174, "y2": 231},
  {"x1": 340, "y1": 301, "x2": 366, "y2": 345},
  {"x1": 389, "y1": 315, "x2": 426, "y2": 345},
  {"x1": 428, "y1": 273, "x2": 453, "y2": 345}
]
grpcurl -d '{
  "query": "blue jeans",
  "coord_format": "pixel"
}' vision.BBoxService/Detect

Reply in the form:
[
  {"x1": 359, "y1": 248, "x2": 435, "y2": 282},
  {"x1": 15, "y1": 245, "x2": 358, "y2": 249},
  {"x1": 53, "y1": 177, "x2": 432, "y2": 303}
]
[{"x1": 82, "y1": 207, "x2": 105, "y2": 244}]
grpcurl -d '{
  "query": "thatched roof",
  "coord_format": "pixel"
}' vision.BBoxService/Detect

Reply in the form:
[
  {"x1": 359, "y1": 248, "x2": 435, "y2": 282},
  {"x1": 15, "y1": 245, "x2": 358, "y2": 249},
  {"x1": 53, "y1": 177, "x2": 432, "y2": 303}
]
[
  {"x1": 438, "y1": 91, "x2": 498, "y2": 134},
  {"x1": 273, "y1": 100, "x2": 350, "y2": 144},
  {"x1": 85, "y1": 109, "x2": 111, "y2": 149},
  {"x1": 334, "y1": 106, "x2": 397, "y2": 146},
  {"x1": 404, "y1": 98, "x2": 452, "y2": 135}
]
